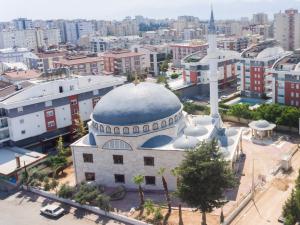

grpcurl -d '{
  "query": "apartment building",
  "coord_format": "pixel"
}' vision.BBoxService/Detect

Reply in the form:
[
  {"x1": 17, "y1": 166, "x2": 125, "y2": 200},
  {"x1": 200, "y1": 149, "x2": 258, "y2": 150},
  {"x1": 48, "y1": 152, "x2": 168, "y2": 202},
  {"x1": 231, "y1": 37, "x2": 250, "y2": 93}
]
[
  {"x1": 274, "y1": 9, "x2": 300, "y2": 50},
  {"x1": 239, "y1": 40, "x2": 288, "y2": 97},
  {"x1": 270, "y1": 49, "x2": 300, "y2": 106},
  {"x1": 217, "y1": 36, "x2": 249, "y2": 52},
  {"x1": 102, "y1": 49, "x2": 146, "y2": 75},
  {"x1": 53, "y1": 54, "x2": 103, "y2": 75},
  {"x1": 182, "y1": 48, "x2": 240, "y2": 93},
  {"x1": 0, "y1": 47, "x2": 30, "y2": 63},
  {"x1": 0, "y1": 75, "x2": 126, "y2": 149},
  {"x1": 170, "y1": 42, "x2": 208, "y2": 67}
]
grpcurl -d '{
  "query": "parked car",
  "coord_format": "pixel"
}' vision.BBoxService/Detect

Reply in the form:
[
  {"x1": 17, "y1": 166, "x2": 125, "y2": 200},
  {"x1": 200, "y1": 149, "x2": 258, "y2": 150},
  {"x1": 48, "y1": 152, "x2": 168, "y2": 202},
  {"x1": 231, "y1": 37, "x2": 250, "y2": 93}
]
[
  {"x1": 220, "y1": 95, "x2": 228, "y2": 100},
  {"x1": 40, "y1": 204, "x2": 65, "y2": 218}
]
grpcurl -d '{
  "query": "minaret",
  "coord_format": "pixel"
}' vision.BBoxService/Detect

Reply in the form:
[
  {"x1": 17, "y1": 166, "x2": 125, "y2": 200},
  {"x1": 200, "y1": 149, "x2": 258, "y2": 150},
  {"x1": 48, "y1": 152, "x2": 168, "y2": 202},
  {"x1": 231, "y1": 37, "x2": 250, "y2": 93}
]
[{"x1": 207, "y1": 6, "x2": 221, "y2": 128}]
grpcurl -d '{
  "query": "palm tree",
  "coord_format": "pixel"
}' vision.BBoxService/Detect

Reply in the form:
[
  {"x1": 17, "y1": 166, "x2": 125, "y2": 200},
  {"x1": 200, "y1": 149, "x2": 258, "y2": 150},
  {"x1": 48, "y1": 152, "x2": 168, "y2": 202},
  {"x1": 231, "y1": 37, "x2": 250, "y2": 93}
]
[
  {"x1": 133, "y1": 175, "x2": 145, "y2": 208},
  {"x1": 158, "y1": 168, "x2": 171, "y2": 213}
]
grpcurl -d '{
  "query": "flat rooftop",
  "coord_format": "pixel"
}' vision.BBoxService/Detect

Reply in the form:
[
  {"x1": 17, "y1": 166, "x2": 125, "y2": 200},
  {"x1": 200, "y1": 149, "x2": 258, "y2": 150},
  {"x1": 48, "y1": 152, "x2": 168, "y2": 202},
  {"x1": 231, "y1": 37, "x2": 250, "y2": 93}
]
[{"x1": 0, "y1": 147, "x2": 46, "y2": 176}]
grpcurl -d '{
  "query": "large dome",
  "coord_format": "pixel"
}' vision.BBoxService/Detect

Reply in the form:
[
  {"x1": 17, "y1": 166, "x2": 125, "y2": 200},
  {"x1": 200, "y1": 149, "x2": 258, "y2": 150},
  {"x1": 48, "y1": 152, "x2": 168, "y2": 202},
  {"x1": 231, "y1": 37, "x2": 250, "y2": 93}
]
[{"x1": 93, "y1": 82, "x2": 182, "y2": 126}]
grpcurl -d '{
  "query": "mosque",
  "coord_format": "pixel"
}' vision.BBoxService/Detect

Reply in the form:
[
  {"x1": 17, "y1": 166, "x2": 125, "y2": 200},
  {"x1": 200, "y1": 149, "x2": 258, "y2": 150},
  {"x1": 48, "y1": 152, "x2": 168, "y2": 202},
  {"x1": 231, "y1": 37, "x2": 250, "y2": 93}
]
[{"x1": 71, "y1": 10, "x2": 243, "y2": 191}]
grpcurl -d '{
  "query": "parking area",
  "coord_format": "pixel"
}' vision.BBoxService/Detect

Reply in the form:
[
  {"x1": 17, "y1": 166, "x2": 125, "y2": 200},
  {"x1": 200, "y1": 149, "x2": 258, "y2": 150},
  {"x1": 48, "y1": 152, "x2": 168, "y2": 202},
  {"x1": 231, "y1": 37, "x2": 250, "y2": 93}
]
[{"x1": 0, "y1": 190, "x2": 126, "y2": 225}]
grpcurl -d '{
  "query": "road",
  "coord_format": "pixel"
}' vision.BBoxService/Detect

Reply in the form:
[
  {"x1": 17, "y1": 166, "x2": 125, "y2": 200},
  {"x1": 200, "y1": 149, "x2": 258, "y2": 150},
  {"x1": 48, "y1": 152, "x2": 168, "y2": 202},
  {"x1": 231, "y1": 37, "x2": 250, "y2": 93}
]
[
  {"x1": 0, "y1": 190, "x2": 126, "y2": 225},
  {"x1": 231, "y1": 150, "x2": 300, "y2": 225}
]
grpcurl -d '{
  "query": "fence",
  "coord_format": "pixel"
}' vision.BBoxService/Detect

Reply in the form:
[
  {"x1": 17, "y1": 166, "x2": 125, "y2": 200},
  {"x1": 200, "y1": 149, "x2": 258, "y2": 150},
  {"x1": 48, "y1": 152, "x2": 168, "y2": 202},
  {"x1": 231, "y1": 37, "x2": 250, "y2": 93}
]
[{"x1": 24, "y1": 186, "x2": 151, "y2": 225}]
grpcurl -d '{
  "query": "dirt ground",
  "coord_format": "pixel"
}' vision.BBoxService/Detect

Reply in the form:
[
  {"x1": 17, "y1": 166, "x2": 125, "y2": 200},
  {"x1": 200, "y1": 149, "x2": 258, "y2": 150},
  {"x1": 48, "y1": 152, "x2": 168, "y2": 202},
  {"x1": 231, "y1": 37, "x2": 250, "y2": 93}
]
[{"x1": 56, "y1": 165, "x2": 76, "y2": 186}]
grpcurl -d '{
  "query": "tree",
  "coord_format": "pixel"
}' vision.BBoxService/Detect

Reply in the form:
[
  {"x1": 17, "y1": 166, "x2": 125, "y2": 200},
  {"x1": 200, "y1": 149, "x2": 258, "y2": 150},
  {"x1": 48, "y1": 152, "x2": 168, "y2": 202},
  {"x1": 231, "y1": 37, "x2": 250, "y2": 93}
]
[
  {"x1": 49, "y1": 179, "x2": 59, "y2": 194},
  {"x1": 133, "y1": 175, "x2": 145, "y2": 208},
  {"x1": 176, "y1": 140, "x2": 237, "y2": 225},
  {"x1": 228, "y1": 104, "x2": 253, "y2": 120},
  {"x1": 74, "y1": 183, "x2": 100, "y2": 205},
  {"x1": 160, "y1": 60, "x2": 169, "y2": 74},
  {"x1": 73, "y1": 117, "x2": 88, "y2": 139},
  {"x1": 158, "y1": 168, "x2": 171, "y2": 213}
]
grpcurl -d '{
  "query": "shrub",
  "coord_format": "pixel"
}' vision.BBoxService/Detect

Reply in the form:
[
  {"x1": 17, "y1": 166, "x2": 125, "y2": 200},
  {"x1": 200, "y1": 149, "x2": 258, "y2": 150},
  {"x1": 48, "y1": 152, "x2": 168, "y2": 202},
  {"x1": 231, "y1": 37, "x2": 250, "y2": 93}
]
[
  {"x1": 58, "y1": 183, "x2": 75, "y2": 199},
  {"x1": 171, "y1": 73, "x2": 179, "y2": 79}
]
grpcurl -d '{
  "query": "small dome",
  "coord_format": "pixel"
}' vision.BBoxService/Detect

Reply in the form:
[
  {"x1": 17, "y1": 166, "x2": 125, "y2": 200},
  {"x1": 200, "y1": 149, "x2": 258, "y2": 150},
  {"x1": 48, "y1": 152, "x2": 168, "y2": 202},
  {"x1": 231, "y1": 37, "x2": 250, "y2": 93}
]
[
  {"x1": 225, "y1": 128, "x2": 238, "y2": 137},
  {"x1": 173, "y1": 135, "x2": 199, "y2": 149},
  {"x1": 93, "y1": 82, "x2": 182, "y2": 126},
  {"x1": 184, "y1": 126, "x2": 208, "y2": 137},
  {"x1": 218, "y1": 137, "x2": 234, "y2": 147},
  {"x1": 256, "y1": 120, "x2": 270, "y2": 128},
  {"x1": 141, "y1": 135, "x2": 173, "y2": 148},
  {"x1": 194, "y1": 116, "x2": 214, "y2": 126}
]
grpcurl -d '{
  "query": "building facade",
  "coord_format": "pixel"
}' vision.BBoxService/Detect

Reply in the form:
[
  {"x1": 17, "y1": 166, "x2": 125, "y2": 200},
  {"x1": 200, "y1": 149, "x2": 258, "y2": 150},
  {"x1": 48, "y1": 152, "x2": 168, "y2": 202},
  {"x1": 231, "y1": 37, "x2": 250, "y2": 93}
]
[
  {"x1": 274, "y1": 9, "x2": 300, "y2": 51},
  {"x1": 239, "y1": 40, "x2": 287, "y2": 97},
  {"x1": 102, "y1": 50, "x2": 146, "y2": 75},
  {"x1": 0, "y1": 75, "x2": 126, "y2": 149},
  {"x1": 170, "y1": 42, "x2": 208, "y2": 68},
  {"x1": 270, "y1": 49, "x2": 300, "y2": 106}
]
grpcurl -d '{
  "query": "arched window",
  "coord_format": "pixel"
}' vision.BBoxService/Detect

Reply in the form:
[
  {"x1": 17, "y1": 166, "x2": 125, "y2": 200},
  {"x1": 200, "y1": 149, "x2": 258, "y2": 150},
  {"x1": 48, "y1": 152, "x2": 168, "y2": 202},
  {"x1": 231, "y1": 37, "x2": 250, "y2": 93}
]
[
  {"x1": 123, "y1": 127, "x2": 129, "y2": 134},
  {"x1": 103, "y1": 139, "x2": 132, "y2": 150},
  {"x1": 114, "y1": 127, "x2": 120, "y2": 134},
  {"x1": 161, "y1": 120, "x2": 167, "y2": 128},
  {"x1": 169, "y1": 118, "x2": 174, "y2": 125},
  {"x1": 143, "y1": 125, "x2": 149, "y2": 132},
  {"x1": 152, "y1": 123, "x2": 159, "y2": 130},
  {"x1": 106, "y1": 126, "x2": 111, "y2": 133},
  {"x1": 175, "y1": 115, "x2": 178, "y2": 122},
  {"x1": 133, "y1": 126, "x2": 139, "y2": 134},
  {"x1": 99, "y1": 125, "x2": 104, "y2": 132}
]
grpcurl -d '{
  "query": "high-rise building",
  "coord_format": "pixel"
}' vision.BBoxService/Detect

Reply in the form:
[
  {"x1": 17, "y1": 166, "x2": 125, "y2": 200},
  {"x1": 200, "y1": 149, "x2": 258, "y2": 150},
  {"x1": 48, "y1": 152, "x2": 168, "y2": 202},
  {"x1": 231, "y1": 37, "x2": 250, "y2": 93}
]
[
  {"x1": 274, "y1": 9, "x2": 300, "y2": 50},
  {"x1": 252, "y1": 13, "x2": 268, "y2": 25},
  {"x1": 13, "y1": 18, "x2": 33, "y2": 30}
]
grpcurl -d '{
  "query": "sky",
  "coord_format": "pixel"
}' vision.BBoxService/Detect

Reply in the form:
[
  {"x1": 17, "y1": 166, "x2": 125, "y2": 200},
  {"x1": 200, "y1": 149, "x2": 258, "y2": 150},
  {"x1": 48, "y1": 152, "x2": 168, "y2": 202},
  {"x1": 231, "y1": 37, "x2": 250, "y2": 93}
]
[{"x1": 0, "y1": 0, "x2": 299, "y2": 21}]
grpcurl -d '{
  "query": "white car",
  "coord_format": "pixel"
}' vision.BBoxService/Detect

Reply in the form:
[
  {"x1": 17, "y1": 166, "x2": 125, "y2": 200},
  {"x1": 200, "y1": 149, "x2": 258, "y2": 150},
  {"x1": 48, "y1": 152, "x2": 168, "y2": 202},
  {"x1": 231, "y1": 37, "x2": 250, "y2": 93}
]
[{"x1": 40, "y1": 204, "x2": 65, "y2": 217}]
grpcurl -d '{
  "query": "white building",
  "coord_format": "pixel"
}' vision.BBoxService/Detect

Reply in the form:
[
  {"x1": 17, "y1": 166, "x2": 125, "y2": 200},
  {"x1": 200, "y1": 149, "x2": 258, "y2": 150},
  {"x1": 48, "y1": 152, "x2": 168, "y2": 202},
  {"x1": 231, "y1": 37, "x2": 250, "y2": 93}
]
[
  {"x1": 71, "y1": 10, "x2": 243, "y2": 191},
  {"x1": 0, "y1": 29, "x2": 37, "y2": 50},
  {"x1": 64, "y1": 21, "x2": 78, "y2": 44},
  {"x1": 274, "y1": 9, "x2": 300, "y2": 50},
  {"x1": 0, "y1": 75, "x2": 126, "y2": 149},
  {"x1": 0, "y1": 47, "x2": 30, "y2": 63}
]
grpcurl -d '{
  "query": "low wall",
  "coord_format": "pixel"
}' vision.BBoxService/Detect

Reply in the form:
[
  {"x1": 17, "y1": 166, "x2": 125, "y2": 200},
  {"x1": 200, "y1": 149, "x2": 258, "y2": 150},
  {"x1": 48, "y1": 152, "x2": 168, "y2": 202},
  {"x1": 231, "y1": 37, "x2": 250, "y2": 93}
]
[
  {"x1": 222, "y1": 115, "x2": 299, "y2": 134},
  {"x1": 222, "y1": 191, "x2": 253, "y2": 225},
  {"x1": 25, "y1": 186, "x2": 150, "y2": 225}
]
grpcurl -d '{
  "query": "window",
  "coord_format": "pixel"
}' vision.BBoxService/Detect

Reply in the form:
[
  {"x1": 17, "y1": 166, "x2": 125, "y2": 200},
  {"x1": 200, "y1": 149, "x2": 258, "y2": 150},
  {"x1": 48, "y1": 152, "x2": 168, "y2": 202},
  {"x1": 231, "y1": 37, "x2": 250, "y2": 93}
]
[
  {"x1": 144, "y1": 157, "x2": 154, "y2": 166},
  {"x1": 145, "y1": 176, "x2": 156, "y2": 185},
  {"x1": 70, "y1": 99, "x2": 78, "y2": 105},
  {"x1": 70, "y1": 85, "x2": 74, "y2": 91},
  {"x1": 106, "y1": 126, "x2": 111, "y2": 133},
  {"x1": 169, "y1": 118, "x2": 173, "y2": 125},
  {"x1": 21, "y1": 130, "x2": 26, "y2": 134},
  {"x1": 17, "y1": 107, "x2": 23, "y2": 112},
  {"x1": 114, "y1": 127, "x2": 120, "y2": 134},
  {"x1": 161, "y1": 120, "x2": 166, "y2": 128},
  {"x1": 46, "y1": 110, "x2": 54, "y2": 117},
  {"x1": 133, "y1": 126, "x2": 139, "y2": 134},
  {"x1": 114, "y1": 174, "x2": 125, "y2": 183},
  {"x1": 113, "y1": 155, "x2": 123, "y2": 164},
  {"x1": 291, "y1": 92, "x2": 295, "y2": 97},
  {"x1": 152, "y1": 123, "x2": 158, "y2": 130},
  {"x1": 143, "y1": 125, "x2": 149, "y2": 132},
  {"x1": 85, "y1": 172, "x2": 95, "y2": 181},
  {"x1": 59, "y1": 86, "x2": 63, "y2": 93},
  {"x1": 83, "y1": 153, "x2": 93, "y2": 163},
  {"x1": 103, "y1": 139, "x2": 132, "y2": 150},
  {"x1": 99, "y1": 125, "x2": 104, "y2": 132},
  {"x1": 123, "y1": 127, "x2": 129, "y2": 134},
  {"x1": 20, "y1": 119, "x2": 24, "y2": 124},
  {"x1": 47, "y1": 121, "x2": 56, "y2": 128}
]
